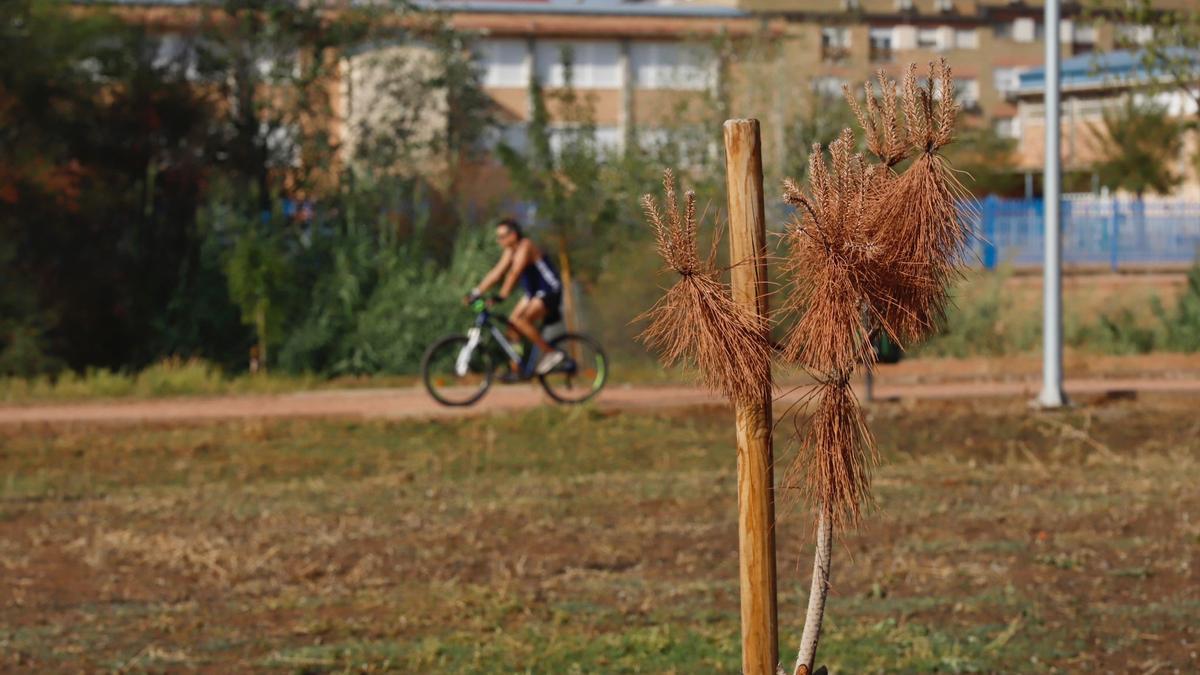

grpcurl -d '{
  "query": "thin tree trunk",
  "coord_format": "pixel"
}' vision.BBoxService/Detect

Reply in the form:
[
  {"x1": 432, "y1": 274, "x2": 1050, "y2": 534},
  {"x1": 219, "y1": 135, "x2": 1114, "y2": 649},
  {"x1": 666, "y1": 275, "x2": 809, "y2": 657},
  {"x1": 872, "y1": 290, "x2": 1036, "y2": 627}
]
[
  {"x1": 793, "y1": 503, "x2": 832, "y2": 675},
  {"x1": 557, "y1": 242, "x2": 577, "y2": 335},
  {"x1": 255, "y1": 303, "x2": 269, "y2": 373}
]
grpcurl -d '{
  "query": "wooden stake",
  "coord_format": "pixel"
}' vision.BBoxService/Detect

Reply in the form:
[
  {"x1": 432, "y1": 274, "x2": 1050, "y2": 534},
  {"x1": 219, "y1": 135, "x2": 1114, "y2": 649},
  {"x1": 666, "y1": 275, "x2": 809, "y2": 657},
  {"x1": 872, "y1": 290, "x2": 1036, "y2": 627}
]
[
  {"x1": 557, "y1": 244, "x2": 577, "y2": 334},
  {"x1": 723, "y1": 118, "x2": 779, "y2": 675}
]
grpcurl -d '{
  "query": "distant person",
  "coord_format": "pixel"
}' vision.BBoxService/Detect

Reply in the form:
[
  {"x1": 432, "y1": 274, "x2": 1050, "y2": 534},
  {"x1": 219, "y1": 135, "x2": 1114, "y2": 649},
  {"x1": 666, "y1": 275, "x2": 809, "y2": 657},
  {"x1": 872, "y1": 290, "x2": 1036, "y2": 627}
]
[{"x1": 467, "y1": 218, "x2": 565, "y2": 376}]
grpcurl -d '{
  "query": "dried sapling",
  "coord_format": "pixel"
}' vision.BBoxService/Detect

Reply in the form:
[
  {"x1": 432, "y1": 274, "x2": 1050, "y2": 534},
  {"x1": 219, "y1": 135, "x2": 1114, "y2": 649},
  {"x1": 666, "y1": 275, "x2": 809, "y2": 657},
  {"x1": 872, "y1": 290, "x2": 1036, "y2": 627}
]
[{"x1": 780, "y1": 60, "x2": 974, "y2": 674}]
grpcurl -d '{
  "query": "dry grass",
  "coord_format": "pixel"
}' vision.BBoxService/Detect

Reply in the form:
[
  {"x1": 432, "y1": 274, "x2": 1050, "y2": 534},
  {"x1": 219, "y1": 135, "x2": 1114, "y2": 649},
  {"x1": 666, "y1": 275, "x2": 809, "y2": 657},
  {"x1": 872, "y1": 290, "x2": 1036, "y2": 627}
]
[
  {"x1": 637, "y1": 170, "x2": 773, "y2": 406},
  {"x1": 2, "y1": 401, "x2": 1199, "y2": 671}
]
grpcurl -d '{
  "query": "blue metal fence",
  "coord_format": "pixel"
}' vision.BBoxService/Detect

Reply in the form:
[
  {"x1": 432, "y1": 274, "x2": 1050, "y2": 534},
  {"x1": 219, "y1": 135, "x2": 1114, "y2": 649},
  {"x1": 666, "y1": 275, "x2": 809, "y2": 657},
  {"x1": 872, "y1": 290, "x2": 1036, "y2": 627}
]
[{"x1": 973, "y1": 196, "x2": 1200, "y2": 270}]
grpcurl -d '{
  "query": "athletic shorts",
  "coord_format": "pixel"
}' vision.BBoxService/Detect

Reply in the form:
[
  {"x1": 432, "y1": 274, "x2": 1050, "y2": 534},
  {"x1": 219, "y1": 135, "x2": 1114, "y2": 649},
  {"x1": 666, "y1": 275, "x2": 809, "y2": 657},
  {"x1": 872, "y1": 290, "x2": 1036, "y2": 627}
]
[{"x1": 528, "y1": 289, "x2": 563, "y2": 325}]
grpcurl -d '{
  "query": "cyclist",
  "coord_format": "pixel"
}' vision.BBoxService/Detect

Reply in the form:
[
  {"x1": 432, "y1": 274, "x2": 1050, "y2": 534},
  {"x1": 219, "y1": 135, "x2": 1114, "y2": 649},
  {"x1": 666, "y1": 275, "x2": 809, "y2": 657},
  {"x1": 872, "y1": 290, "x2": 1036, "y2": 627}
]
[{"x1": 467, "y1": 218, "x2": 566, "y2": 376}]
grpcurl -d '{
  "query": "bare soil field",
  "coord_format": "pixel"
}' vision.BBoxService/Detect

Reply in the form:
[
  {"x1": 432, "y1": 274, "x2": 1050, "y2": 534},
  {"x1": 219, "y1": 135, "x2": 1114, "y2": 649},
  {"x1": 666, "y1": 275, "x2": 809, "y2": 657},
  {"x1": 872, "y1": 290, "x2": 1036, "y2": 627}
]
[{"x1": 1, "y1": 396, "x2": 1198, "y2": 672}]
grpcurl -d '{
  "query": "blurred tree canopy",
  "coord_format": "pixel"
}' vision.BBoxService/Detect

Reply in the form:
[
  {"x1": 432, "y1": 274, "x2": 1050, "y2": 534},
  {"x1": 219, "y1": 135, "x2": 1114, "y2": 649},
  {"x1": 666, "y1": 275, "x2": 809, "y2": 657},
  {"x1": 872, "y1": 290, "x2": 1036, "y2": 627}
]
[
  {"x1": 1089, "y1": 96, "x2": 1184, "y2": 197},
  {"x1": 0, "y1": 0, "x2": 494, "y2": 376},
  {"x1": 1093, "y1": 0, "x2": 1200, "y2": 174}
]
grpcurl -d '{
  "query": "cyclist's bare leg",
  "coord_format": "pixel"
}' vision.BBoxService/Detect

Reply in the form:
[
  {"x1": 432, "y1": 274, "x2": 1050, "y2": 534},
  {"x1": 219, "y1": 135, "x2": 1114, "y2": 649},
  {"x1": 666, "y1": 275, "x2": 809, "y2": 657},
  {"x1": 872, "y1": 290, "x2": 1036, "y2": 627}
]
[
  {"x1": 507, "y1": 297, "x2": 532, "y2": 344},
  {"x1": 510, "y1": 298, "x2": 553, "y2": 352}
]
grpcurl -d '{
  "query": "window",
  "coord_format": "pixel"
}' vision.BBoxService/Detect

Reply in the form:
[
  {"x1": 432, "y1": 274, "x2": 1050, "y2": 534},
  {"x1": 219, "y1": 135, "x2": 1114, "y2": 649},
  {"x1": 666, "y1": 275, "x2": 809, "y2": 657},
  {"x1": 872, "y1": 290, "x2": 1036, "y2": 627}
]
[
  {"x1": 535, "y1": 41, "x2": 621, "y2": 89},
  {"x1": 842, "y1": 0, "x2": 861, "y2": 10},
  {"x1": 896, "y1": 0, "x2": 913, "y2": 9},
  {"x1": 1073, "y1": 24, "x2": 1097, "y2": 44},
  {"x1": 636, "y1": 126, "x2": 713, "y2": 166},
  {"x1": 486, "y1": 123, "x2": 529, "y2": 154},
  {"x1": 263, "y1": 122, "x2": 300, "y2": 168},
  {"x1": 869, "y1": 27, "x2": 894, "y2": 62},
  {"x1": 153, "y1": 33, "x2": 201, "y2": 79},
  {"x1": 255, "y1": 49, "x2": 301, "y2": 80},
  {"x1": 821, "y1": 27, "x2": 851, "y2": 63},
  {"x1": 631, "y1": 42, "x2": 714, "y2": 91},
  {"x1": 547, "y1": 125, "x2": 623, "y2": 158},
  {"x1": 476, "y1": 39, "x2": 528, "y2": 88},
  {"x1": 1012, "y1": 18, "x2": 1036, "y2": 43},
  {"x1": 993, "y1": 117, "x2": 1018, "y2": 139},
  {"x1": 993, "y1": 67, "x2": 1021, "y2": 94},
  {"x1": 934, "y1": 0, "x2": 953, "y2": 12},
  {"x1": 954, "y1": 29, "x2": 979, "y2": 49},
  {"x1": 821, "y1": 27, "x2": 851, "y2": 48},
  {"x1": 637, "y1": 127, "x2": 670, "y2": 152},
  {"x1": 1115, "y1": 23, "x2": 1154, "y2": 46},
  {"x1": 955, "y1": 78, "x2": 980, "y2": 110},
  {"x1": 917, "y1": 28, "x2": 939, "y2": 49},
  {"x1": 813, "y1": 76, "x2": 848, "y2": 98}
]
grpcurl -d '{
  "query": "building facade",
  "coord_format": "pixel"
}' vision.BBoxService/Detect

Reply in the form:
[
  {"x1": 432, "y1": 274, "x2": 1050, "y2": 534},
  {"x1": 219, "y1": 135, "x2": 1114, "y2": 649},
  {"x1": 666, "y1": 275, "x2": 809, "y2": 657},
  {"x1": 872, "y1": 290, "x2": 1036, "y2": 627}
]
[
  {"x1": 443, "y1": 0, "x2": 1192, "y2": 150},
  {"x1": 1014, "y1": 49, "x2": 1200, "y2": 198},
  {"x1": 435, "y1": 1, "x2": 761, "y2": 157},
  {"x1": 96, "y1": 0, "x2": 1198, "y2": 196}
]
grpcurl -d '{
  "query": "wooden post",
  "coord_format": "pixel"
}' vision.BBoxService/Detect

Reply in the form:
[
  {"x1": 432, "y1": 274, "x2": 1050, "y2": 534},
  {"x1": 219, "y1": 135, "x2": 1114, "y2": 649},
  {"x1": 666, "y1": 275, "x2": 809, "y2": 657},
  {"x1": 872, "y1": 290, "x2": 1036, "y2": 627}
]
[
  {"x1": 723, "y1": 118, "x2": 779, "y2": 675},
  {"x1": 557, "y1": 245, "x2": 577, "y2": 334}
]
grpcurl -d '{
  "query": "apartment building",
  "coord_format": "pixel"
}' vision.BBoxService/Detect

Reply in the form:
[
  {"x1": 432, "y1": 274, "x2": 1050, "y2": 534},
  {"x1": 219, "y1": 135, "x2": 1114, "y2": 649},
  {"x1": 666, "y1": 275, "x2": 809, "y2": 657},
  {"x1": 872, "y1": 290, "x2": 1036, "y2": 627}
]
[
  {"x1": 93, "y1": 0, "x2": 1196, "y2": 192},
  {"x1": 1013, "y1": 49, "x2": 1200, "y2": 197},
  {"x1": 433, "y1": 0, "x2": 763, "y2": 156},
  {"x1": 442, "y1": 0, "x2": 1194, "y2": 150}
]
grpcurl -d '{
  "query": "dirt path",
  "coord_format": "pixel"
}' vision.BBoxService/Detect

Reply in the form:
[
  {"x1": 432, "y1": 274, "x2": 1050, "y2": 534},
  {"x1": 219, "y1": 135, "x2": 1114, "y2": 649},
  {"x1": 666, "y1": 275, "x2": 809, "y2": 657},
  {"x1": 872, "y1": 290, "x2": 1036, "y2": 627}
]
[{"x1": 4, "y1": 372, "x2": 1200, "y2": 426}]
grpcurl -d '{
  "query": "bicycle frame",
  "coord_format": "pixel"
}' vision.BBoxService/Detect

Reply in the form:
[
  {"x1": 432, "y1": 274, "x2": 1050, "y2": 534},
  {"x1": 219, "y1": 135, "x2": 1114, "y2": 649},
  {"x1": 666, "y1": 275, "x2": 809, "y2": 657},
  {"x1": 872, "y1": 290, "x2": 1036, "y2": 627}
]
[{"x1": 455, "y1": 305, "x2": 524, "y2": 377}]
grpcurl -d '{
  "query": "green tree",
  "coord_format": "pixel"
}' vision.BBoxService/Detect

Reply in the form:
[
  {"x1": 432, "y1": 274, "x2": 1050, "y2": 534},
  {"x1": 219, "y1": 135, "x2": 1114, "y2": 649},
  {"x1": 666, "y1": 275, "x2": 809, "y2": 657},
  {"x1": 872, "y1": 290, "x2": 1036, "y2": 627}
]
[
  {"x1": 224, "y1": 225, "x2": 291, "y2": 369},
  {"x1": 1, "y1": 0, "x2": 219, "y2": 373},
  {"x1": 779, "y1": 93, "x2": 858, "y2": 189},
  {"x1": 496, "y1": 55, "x2": 620, "y2": 282},
  {"x1": 943, "y1": 124, "x2": 1023, "y2": 197},
  {"x1": 1092, "y1": 0, "x2": 1200, "y2": 174},
  {"x1": 1100, "y1": 0, "x2": 1200, "y2": 121},
  {"x1": 1089, "y1": 96, "x2": 1184, "y2": 197}
]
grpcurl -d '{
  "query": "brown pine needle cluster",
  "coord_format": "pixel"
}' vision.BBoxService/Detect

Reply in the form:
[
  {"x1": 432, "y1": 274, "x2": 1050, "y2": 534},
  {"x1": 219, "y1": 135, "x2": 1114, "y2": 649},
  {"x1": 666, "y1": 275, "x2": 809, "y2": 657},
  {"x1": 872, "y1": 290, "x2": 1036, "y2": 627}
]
[
  {"x1": 780, "y1": 58, "x2": 972, "y2": 528},
  {"x1": 637, "y1": 170, "x2": 772, "y2": 406},
  {"x1": 788, "y1": 381, "x2": 877, "y2": 531},
  {"x1": 781, "y1": 129, "x2": 885, "y2": 377}
]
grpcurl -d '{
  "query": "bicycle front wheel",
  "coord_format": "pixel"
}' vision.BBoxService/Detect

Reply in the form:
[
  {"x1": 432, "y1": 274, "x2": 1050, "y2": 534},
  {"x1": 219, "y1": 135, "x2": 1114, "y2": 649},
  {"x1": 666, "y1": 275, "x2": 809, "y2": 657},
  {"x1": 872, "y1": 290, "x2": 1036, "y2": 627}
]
[
  {"x1": 421, "y1": 333, "x2": 495, "y2": 406},
  {"x1": 539, "y1": 333, "x2": 608, "y2": 404}
]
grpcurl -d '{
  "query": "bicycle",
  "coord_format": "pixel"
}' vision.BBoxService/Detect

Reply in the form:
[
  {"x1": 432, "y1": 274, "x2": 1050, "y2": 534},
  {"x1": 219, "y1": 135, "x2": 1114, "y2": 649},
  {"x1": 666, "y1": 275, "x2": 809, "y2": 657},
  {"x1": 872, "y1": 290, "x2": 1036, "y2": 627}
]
[{"x1": 420, "y1": 297, "x2": 608, "y2": 406}]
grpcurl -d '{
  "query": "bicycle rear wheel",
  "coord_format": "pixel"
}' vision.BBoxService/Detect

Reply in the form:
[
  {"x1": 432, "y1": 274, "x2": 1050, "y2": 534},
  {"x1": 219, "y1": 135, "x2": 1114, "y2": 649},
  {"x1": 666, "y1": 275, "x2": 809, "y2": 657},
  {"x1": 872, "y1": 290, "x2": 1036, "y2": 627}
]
[
  {"x1": 539, "y1": 333, "x2": 608, "y2": 404},
  {"x1": 422, "y1": 334, "x2": 496, "y2": 406}
]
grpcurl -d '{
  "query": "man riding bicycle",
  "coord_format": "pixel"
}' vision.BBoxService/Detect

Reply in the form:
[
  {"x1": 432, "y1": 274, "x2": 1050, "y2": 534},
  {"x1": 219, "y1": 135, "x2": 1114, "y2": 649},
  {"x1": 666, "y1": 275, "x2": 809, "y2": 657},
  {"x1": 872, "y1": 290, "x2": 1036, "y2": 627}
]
[{"x1": 467, "y1": 218, "x2": 566, "y2": 377}]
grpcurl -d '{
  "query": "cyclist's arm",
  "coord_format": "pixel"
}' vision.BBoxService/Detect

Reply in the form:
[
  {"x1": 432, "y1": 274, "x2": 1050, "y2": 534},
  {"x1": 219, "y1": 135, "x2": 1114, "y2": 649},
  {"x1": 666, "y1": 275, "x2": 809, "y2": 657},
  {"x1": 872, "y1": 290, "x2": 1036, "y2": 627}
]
[
  {"x1": 497, "y1": 240, "x2": 531, "y2": 300},
  {"x1": 472, "y1": 248, "x2": 513, "y2": 296}
]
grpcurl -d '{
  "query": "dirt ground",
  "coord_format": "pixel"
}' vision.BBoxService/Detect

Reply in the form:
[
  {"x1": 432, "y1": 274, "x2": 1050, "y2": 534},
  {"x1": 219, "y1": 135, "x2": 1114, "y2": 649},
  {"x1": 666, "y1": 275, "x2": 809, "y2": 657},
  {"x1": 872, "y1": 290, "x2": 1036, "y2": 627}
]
[
  {"x1": 1, "y1": 395, "x2": 1198, "y2": 672},
  {"x1": 3, "y1": 352, "x2": 1200, "y2": 426}
]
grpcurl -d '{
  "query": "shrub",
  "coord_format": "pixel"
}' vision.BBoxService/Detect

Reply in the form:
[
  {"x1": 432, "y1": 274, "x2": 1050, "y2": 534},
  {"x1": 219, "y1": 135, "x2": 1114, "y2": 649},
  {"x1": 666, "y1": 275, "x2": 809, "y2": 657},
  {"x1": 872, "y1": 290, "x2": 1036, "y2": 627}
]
[
  {"x1": 916, "y1": 267, "x2": 1038, "y2": 358},
  {"x1": 1155, "y1": 262, "x2": 1200, "y2": 352},
  {"x1": 279, "y1": 227, "x2": 497, "y2": 375}
]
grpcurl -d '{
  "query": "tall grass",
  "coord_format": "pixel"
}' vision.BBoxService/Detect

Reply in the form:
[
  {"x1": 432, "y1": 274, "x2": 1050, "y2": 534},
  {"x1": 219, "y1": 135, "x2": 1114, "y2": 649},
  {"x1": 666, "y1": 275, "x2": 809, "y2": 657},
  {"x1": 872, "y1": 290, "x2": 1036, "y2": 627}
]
[
  {"x1": 916, "y1": 264, "x2": 1200, "y2": 358},
  {"x1": 0, "y1": 357, "x2": 321, "y2": 403}
]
